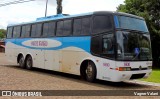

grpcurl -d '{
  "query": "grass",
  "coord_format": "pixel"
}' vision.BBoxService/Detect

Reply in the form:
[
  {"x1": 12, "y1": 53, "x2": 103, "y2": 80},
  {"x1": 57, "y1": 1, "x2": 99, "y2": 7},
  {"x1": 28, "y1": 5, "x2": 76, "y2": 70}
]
[{"x1": 141, "y1": 69, "x2": 160, "y2": 83}]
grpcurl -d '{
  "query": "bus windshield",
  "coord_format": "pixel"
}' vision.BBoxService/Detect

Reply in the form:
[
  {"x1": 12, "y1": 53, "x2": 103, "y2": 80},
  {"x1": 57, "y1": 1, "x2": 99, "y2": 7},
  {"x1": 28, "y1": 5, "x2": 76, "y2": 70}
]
[
  {"x1": 115, "y1": 15, "x2": 149, "y2": 32},
  {"x1": 116, "y1": 31, "x2": 152, "y2": 61}
]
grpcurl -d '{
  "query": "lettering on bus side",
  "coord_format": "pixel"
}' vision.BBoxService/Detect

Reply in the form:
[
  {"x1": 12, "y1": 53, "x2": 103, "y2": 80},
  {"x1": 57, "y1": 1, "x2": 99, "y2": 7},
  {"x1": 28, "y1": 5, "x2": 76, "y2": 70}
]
[
  {"x1": 124, "y1": 62, "x2": 130, "y2": 66},
  {"x1": 31, "y1": 41, "x2": 48, "y2": 47},
  {"x1": 103, "y1": 63, "x2": 110, "y2": 67}
]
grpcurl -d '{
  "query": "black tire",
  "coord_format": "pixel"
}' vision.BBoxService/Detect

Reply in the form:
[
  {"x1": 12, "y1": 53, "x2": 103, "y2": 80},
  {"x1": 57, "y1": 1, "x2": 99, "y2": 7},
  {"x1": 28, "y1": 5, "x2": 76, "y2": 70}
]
[
  {"x1": 85, "y1": 61, "x2": 97, "y2": 82},
  {"x1": 19, "y1": 55, "x2": 25, "y2": 68},
  {"x1": 26, "y1": 56, "x2": 33, "y2": 70}
]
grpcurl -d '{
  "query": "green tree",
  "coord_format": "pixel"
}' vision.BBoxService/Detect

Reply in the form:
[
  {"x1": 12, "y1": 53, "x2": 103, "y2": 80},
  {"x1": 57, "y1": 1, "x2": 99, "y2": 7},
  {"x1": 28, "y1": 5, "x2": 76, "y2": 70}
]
[
  {"x1": 117, "y1": 0, "x2": 160, "y2": 68},
  {"x1": 0, "y1": 29, "x2": 6, "y2": 38}
]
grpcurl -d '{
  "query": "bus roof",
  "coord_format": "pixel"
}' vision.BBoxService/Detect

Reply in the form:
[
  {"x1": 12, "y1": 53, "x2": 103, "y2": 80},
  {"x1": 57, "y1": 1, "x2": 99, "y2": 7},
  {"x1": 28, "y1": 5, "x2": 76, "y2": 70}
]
[{"x1": 7, "y1": 11, "x2": 144, "y2": 27}]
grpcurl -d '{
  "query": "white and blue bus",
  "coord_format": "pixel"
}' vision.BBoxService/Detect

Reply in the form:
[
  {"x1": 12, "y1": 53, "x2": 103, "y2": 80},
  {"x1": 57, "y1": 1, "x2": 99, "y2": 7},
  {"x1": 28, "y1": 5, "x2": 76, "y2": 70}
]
[{"x1": 5, "y1": 11, "x2": 152, "y2": 82}]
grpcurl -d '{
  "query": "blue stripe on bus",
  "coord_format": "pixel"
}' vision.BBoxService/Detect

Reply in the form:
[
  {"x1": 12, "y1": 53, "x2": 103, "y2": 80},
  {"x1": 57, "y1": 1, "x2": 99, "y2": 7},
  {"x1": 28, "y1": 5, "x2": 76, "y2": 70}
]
[
  {"x1": 114, "y1": 16, "x2": 119, "y2": 28},
  {"x1": 5, "y1": 36, "x2": 91, "y2": 53}
]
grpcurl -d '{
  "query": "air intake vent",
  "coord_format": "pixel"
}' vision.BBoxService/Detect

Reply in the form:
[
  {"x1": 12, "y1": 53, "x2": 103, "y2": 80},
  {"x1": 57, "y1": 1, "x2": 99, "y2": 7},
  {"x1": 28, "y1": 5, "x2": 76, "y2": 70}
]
[{"x1": 130, "y1": 73, "x2": 146, "y2": 79}]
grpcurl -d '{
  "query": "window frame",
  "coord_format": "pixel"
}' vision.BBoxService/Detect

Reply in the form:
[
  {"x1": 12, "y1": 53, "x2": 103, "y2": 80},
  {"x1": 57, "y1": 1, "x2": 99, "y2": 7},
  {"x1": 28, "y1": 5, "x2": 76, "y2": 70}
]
[
  {"x1": 25, "y1": 24, "x2": 31, "y2": 38},
  {"x1": 42, "y1": 22, "x2": 49, "y2": 37},
  {"x1": 81, "y1": 16, "x2": 91, "y2": 35},
  {"x1": 21, "y1": 25, "x2": 26, "y2": 38},
  {"x1": 56, "y1": 20, "x2": 64, "y2": 36},
  {"x1": 7, "y1": 27, "x2": 13, "y2": 38},
  {"x1": 48, "y1": 21, "x2": 56, "y2": 37},
  {"x1": 13, "y1": 26, "x2": 21, "y2": 38},
  {"x1": 73, "y1": 18, "x2": 82, "y2": 36},
  {"x1": 63, "y1": 19, "x2": 72, "y2": 36},
  {"x1": 56, "y1": 18, "x2": 73, "y2": 37},
  {"x1": 92, "y1": 15, "x2": 114, "y2": 34},
  {"x1": 91, "y1": 32, "x2": 115, "y2": 60},
  {"x1": 31, "y1": 24, "x2": 37, "y2": 38},
  {"x1": 73, "y1": 16, "x2": 92, "y2": 36},
  {"x1": 31, "y1": 23, "x2": 42, "y2": 38}
]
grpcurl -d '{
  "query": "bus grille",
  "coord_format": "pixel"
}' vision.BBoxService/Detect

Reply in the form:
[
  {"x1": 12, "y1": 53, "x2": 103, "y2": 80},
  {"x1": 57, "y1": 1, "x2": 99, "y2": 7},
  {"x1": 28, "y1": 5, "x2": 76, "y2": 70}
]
[
  {"x1": 130, "y1": 73, "x2": 146, "y2": 79},
  {"x1": 131, "y1": 68, "x2": 148, "y2": 71}
]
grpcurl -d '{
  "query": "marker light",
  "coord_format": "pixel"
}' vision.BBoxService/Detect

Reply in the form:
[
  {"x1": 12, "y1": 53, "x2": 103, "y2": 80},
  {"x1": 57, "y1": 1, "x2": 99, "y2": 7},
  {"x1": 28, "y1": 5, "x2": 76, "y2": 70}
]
[{"x1": 118, "y1": 67, "x2": 131, "y2": 71}]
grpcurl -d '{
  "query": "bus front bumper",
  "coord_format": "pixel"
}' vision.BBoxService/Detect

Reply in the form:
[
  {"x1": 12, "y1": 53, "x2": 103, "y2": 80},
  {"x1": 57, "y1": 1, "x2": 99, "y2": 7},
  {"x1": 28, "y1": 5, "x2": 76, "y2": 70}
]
[{"x1": 101, "y1": 69, "x2": 152, "y2": 82}]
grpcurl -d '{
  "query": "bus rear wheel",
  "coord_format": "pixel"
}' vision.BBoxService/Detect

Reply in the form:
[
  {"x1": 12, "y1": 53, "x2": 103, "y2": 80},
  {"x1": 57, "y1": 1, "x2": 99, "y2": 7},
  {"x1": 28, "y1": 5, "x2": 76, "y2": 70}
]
[
  {"x1": 26, "y1": 56, "x2": 33, "y2": 70},
  {"x1": 85, "y1": 61, "x2": 97, "y2": 82},
  {"x1": 19, "y1": 55, "x2": 25, "y2": 68}
]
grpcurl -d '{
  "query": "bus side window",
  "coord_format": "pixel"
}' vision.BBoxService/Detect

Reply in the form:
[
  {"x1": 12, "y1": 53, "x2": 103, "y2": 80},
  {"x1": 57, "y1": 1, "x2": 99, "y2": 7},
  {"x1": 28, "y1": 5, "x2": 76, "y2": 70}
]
[
  {"x1": 56, "y1": 21, "x2": 64, "y2": 36},
  {"x1": 31, "y1": 24, "x2": 36, "y2": 37},
  {"x1": 102, "y1": 34, "x2": 114, "y2": 58},
  {"x1": 93, "y1": 15, "x2": 113, "y2": 34},
  {"x1": 21, "y1": 26, "x2": 26, "y2": 38},
  {"x1": 91, "y1": 35, "x2": 102, "y2": 55},
  {"x1": 31, "y1": 23, "x2": 42, "y2": 37},
  {"x1": 25, "y1": 25, "x2": 31, "y2": 37},
  {"x1": 73, "y1": 18, "x2": 82, "y2": 36},
  {"x1": 48, "y1": 21, "x2": 56, "y2": 37},
  {"x1": 36, "y1": 23, "x2": 42, "y2": 37},
  {"x1": 42, "y1": 23, "x2": 49, "y2": 37},
  {"x1": 63, "y1": 20, "x2": 72, "y2": 36},
  {"x1": 7, "y1": 27, "x2": 13, "y2": 38},
  {"x1": 81, "y1": 17, "x2": 91, "y2": 35},
  {"x1": 13, "y1": 26, "x2": 21, "y2": 38}
]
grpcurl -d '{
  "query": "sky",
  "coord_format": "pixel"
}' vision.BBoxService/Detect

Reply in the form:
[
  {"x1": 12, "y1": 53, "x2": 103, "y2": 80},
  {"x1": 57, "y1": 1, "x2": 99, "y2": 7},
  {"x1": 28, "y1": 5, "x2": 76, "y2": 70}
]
[{"x1": 0, "y1": 0, "x2": 124, "y2": 29}]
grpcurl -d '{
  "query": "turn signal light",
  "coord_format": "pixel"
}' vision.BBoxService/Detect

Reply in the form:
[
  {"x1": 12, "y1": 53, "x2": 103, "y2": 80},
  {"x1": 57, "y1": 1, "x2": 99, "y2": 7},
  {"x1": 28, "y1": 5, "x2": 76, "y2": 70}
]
[{"x1": 118, "y1": 67, "x2": 131, "y2": 71}]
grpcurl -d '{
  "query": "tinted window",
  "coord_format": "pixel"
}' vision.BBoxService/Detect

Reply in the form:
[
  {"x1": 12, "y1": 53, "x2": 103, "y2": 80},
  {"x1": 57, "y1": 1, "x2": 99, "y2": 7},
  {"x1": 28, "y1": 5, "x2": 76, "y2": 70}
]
[
  {"x1": 13, "y1": 26, "x2": 21, "y2": 38},
  {"x1": 7, "y1": 27, "x2": 13, "y2": 38},
  {"x1": 48, "y1": 22, "x2": 56, "y2": 36},
  {"x1": 36, "y1": 23, "x2": 42, "y2": 37},
  {"x1": 63, "y1": 20, "x2": 72, "y2": 36},
  {"x1": 81, "y1": 17, "x2": 91, "y2": 35},
  {"x1": 31, "y1": 23, "x2": 42, "y2": 37},
  {"x1": 73, "y1": 19, "x2": 81, "y2": 35},
  {"x1": 91, "y1": 35, "x2": 102, "y2": 55},
  {"x1": 116, "y1": 16, "x2": 148, "y2": 32},
  {"x1": 56, "y1": 21, "x2": 63, "y2": 36},
  {"x1": 25, "y1": 25, "x2": 31, "y2": 37},
  {"x1": 31, "y1": 24, "x2": 36, "y2": 37},
  {"x1": 91, "y1": 33, "x2": 115, "y2": 58},
  {"x1": 42, "y1": 23, "x2": 49, "y2": 37},
  {"x1": 43, "y1": 22, "x2": 56, "y2": 37},
  {"x1": 21, "y1": 26, "x2": 26, "y2": 37},
  {"x1": 93, "y1": 16, "x2": 113, "y2": 34},
  {"x1": 102, "y1": 34, "x2": 114, "y2": 55}
]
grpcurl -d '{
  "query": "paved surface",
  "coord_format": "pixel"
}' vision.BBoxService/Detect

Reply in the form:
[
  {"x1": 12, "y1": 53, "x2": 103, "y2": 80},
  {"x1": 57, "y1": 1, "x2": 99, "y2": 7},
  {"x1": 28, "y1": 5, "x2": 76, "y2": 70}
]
[
  {"x1": 0, "y1": 53, "x2": 160, "y2": 98},
  {"x1": 128, "y1": 80, "x2": 160, "y2": 87}
]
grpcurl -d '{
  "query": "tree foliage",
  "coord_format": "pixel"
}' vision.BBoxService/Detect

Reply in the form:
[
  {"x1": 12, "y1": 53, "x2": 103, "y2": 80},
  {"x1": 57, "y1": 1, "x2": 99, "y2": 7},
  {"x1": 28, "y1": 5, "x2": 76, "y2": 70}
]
[
  {"x1": 117, "y1": 0, "x2": 160, "y2": 67},
  {"x1": 0, "y1": 29, "x2": 6, "y2": 39}
]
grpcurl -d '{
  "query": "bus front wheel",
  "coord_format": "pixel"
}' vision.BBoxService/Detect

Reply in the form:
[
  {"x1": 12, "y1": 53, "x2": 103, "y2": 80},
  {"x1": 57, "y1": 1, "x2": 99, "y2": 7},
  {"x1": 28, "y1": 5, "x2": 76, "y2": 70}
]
[
  {"x1": 26, "y1": 55, "x2": 33, "y2": 70},
  {"x1": 85, "y1": 61, "x2": 97, "y2": 82}
]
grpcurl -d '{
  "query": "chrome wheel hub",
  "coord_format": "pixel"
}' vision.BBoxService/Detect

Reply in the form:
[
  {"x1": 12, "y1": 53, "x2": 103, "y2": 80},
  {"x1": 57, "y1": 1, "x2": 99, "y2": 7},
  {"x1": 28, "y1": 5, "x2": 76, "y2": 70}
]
[{"x1": 86, "y1": 64, "x2": 93, "y2": 78}]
